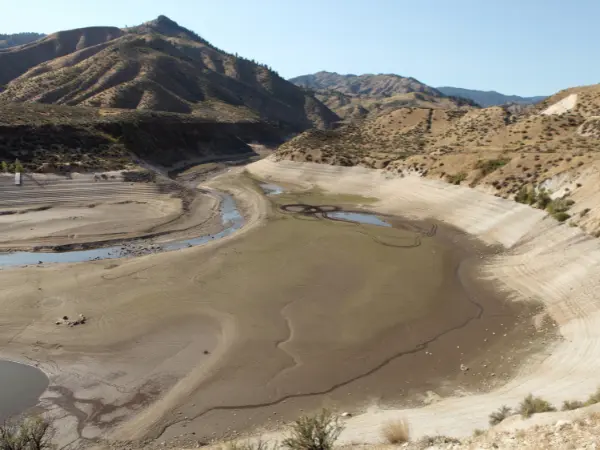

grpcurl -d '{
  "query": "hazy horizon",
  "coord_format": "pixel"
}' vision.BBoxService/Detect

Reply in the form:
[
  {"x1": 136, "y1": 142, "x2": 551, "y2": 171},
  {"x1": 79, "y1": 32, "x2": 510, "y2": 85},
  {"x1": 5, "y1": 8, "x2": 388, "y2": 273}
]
[{"x1": 2, "y1": 0, "x2": 598, "y2": 97}]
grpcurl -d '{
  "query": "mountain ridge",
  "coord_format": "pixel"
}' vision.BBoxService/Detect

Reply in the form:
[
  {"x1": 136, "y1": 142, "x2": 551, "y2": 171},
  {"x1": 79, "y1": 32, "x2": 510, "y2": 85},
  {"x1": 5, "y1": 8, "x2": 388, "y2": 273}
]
[
  {"x1": 0, "y1": 16, "x2": 338, "y2": 131},
  {"x1": 0, "y1": 32, "x2": 45, "y2": 50},
  {"x1": 289, "y1": 71, "x2": 478, "y2": 120},
  {"x1": 436, "y1": 86, "x2": 547, "y2": 107}
]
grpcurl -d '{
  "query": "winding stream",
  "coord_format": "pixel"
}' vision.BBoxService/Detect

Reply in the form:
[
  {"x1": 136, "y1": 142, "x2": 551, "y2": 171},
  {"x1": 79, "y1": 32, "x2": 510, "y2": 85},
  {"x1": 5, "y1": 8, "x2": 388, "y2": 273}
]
[{"x1": 0, "y1": 193, "x2": 244, "y2": 268}]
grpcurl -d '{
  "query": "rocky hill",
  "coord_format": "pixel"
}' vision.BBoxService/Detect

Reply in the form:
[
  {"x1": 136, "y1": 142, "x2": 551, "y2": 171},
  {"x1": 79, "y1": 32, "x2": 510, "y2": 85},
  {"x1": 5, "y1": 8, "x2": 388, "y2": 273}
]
[
  {"x1": 437, "y1": 86, "x2": 547, "y2": 107},
  {"x1": 0, "y1": 16, "x2": 338, "y2": 132},
  {"x1": 290, "y1": 71, "x2": 478, "y2": 120},
  {"x1": 276, "y1": 83, "x2": 600, "y2": 233},
  {"x1": 0, "y1": 32, "x2": 45, "y2": 50}
]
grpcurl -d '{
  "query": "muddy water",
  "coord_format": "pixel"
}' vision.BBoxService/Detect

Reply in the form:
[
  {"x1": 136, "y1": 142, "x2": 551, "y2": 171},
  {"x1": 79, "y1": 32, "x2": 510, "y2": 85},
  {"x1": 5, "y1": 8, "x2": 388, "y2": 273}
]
[{"x1": 0, "y1": 361, "x2": 48, "y2": 421}]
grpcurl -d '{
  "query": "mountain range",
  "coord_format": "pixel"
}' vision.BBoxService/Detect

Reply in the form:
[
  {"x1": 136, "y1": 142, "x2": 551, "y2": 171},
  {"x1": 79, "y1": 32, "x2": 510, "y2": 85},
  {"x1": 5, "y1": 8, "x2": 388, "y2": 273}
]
[
  {"x1": 289, "y1": 71, "x2": 479, "y2": 120},
  {"x1": 436, "y1": 86, "x2": 547, "y2": 107},
  {"x1": 0, "y1": 32, "x2": 45, "y2": 49},
  {"x1": 289, "y1": 71, "x2": 546, "y2": 111},
  {"x1": 0, "y1": 16, "x2": 337, "y2": 131}
]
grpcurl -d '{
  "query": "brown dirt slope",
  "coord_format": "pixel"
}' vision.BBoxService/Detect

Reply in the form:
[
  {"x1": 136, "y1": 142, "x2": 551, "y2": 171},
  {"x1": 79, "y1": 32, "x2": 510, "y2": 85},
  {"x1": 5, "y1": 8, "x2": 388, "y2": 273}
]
[
  {"x1": 276, "y1": 83, "x2": 600, "y2": 233},
  {"x1": 0, "y1": 16, "x2": 338, "y2": 132}
]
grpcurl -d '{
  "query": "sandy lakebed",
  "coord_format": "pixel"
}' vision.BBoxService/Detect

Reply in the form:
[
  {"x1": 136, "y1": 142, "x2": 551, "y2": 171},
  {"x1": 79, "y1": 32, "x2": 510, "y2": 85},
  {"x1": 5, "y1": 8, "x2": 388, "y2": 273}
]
[{"x1": 0, "y1": 164, "x2": 558, "y2": 449}]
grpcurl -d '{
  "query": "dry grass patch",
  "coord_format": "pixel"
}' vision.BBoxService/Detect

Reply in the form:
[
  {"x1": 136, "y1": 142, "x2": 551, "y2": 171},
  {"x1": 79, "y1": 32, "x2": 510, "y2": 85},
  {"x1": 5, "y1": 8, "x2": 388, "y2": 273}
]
[{"x1": 381, "y1": 418, "x2": 410, "y2": 444}]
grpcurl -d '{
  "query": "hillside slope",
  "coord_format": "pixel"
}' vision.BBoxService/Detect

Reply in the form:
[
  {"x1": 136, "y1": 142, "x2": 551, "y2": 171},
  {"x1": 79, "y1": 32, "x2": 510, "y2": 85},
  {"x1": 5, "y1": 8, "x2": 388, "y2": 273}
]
[
  {"x1": 276, "y1": 83, "x2": 600, "y2": 233},
  {"x1": 0, "y1": 16, "x2": 338, "y2": 131},
  {"x1": 0, "y1": 33, "x2": 45, "y2": 50},
  {"x1": 0, "y1": 103, "x2": 283, "y2": 172},
  {"x1": 290, "y1": 71, "x2": 477, "y2": 120},
  {"x1": 437, "y1": 86, "x2": 547, "y2": 107}
]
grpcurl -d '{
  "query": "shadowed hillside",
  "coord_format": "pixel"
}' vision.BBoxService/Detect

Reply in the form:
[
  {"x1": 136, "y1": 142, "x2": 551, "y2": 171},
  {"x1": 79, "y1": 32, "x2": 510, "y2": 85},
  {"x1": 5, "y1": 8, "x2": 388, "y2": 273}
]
[{"x1": 0, "y1": 103, "x2": 283, "y2": 172}]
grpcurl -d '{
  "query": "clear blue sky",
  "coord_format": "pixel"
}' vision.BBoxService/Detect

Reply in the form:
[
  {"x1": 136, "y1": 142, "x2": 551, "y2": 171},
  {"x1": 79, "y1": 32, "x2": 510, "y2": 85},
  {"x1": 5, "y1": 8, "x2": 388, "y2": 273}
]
[{"x1": 1, "y1": 0, "x2": 598, "y2": 96}]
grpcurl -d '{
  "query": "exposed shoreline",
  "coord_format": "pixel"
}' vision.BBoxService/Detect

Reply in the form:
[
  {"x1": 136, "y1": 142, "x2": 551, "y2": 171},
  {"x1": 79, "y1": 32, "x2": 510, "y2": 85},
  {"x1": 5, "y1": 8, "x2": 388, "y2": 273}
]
[{"x1": 246, "y1": 157, "x2": 600, "y2": 443}]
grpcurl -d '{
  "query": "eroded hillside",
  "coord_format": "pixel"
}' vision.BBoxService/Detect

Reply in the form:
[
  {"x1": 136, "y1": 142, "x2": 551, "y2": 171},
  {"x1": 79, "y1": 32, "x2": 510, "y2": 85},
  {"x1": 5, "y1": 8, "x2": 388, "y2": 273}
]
[{"x1": 0, "y1": 17, "x2": 338, "y2": 132}]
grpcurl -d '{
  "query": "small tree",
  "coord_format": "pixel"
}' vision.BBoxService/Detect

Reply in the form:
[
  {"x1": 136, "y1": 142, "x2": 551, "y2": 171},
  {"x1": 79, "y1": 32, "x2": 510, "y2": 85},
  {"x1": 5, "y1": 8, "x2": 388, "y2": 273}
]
[
  {"x1": 1, "y1": 161, "x2": 7, "y2": 173},
  {"x1": 14, "y1": 159, "x2": 23, "y2": 173}
]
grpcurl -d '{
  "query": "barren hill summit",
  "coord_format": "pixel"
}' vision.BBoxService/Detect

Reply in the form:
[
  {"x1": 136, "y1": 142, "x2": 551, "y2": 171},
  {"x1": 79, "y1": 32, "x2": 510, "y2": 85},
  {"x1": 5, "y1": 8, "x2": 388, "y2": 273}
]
[
  {"x1": 290, "y1": 71, "x2": 479, "y2": 120},
  {"x1": 290, "y1": 71, "x2": 443, "y2": 97},
  {"x1": 0, "y1": 16, "x2": 338, "y2": 131}
]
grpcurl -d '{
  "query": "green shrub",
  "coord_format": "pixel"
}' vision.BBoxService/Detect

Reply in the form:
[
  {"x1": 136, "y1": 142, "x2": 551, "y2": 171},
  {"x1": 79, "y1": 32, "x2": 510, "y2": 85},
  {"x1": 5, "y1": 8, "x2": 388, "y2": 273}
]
[
  {"x1": 553, "y1": 212, "x2": 571, "y2": 222},
  {"x1": 282, "y1": 410, "x2": 343, "y2": 450},
  {"x1": 585, "y1": 387, "x2": 600, "y2": 406},
  {"x1": 489, "y1": 405, "x2": 512, "y2": 425},
  {"x1": 562, "y1": 400, "x2": 585, "y2": 411},
  {"x1": 14, "y1": 159, "x2": 23, "y2": 173},
  {"x1": 518, "y1": 394, "x2": 556, "y2": 418},
  {"x1": 0, "y1": 161, "x2": 7, "y2": 173},
  {"x1": 447, "y1": 172, "x2": 467, "y2": 185},
  {"x1": 475, "y1": 158, "x2": 511, "y2": 176}
]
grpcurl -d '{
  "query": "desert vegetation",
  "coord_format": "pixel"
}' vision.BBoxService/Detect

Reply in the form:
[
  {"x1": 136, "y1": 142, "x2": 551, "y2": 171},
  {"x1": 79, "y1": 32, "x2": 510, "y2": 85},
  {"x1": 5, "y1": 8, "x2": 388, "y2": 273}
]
[
  {"x1": 281, "y1": 410, "x2": 344, "y2": 450},
  {"x1": 380, "y1": 418, "x2": 410, "y2": 444},
  {"x1": 518, "y1": 394, "x2": 556, "y2": 418},
  {"x1": 0, "y1": 416, "x2": 52, "y2": 450}
]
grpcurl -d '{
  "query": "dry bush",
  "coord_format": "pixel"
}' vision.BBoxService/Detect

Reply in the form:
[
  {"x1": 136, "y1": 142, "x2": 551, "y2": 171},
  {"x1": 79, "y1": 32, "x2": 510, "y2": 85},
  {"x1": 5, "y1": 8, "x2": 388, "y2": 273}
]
[
  {"x1": 489, "y1": 405, "x2": 512, "y2": 425},
  {"x1": 585, "y1": 387, "x2": 600, "y2": 406},
  {"x1": 282, "y1": 410, "x2": 343, "y2": 450},
  {"x1": 562, "y1": 400, "x2": 585, "y2": 411},
  {"x1": 518, "y1": 394, "x2": 556, "y2": 418},
  {"x1": 0, "y1": 416, "x2": 52, "y2": 450},
  {"x1": 381, "y1": 418, "x2": 410, "y2": 444}
]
